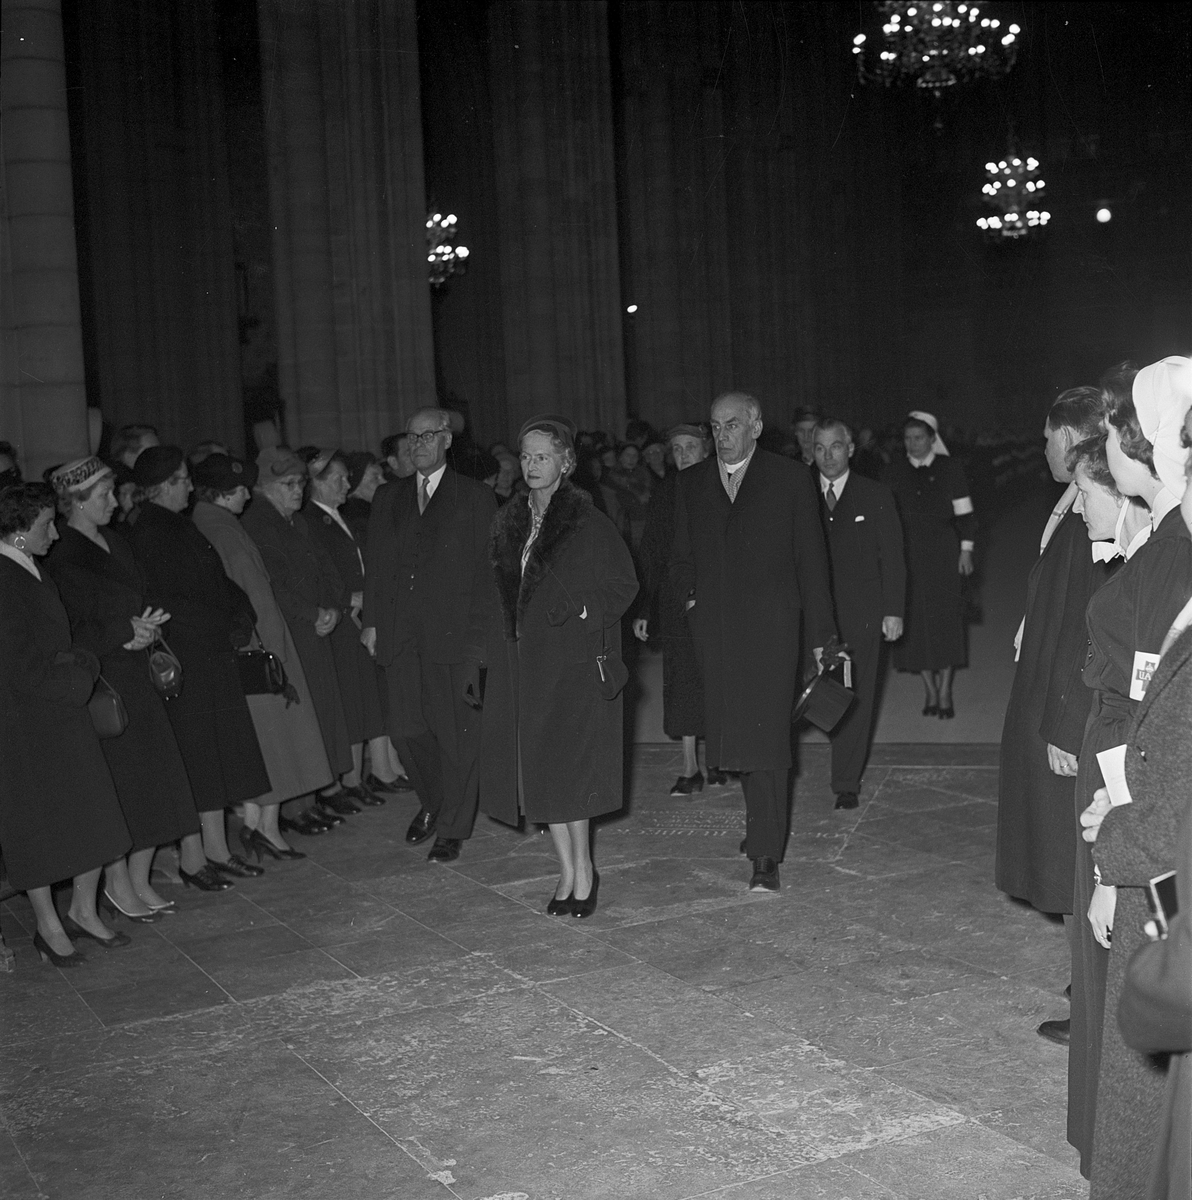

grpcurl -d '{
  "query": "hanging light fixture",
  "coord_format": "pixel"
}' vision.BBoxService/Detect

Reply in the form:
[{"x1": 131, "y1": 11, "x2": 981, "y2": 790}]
[
  {"x1": 853, "y1": 2, "x2": 1021, "y2": 99},
  {"x1": 975, "y1": 146, "x2": 1050, "y2": 239},
  {"x1": 426, "y1": 212, "x2": 469, "y2": 287}
]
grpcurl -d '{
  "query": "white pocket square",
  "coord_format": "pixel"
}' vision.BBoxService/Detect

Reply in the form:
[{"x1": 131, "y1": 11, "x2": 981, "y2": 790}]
[{"x1": 854, "y1": 515, "x2": 865, "y2": 522}]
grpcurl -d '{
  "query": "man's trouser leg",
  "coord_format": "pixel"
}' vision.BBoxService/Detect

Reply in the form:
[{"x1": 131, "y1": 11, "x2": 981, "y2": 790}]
[
  {"x1": 742, "y1": 768, "x2": 790, "y2": 860},
  {"x1": 419, "y1": 662, "x2": 481, "y2": 840},
  {"x1": 830, "y1": 627, "x2": 882, "y2": 795}
]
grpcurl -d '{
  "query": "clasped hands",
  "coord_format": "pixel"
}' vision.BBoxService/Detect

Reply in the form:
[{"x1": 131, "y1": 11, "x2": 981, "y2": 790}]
[{"x1": 124, "y1": 606, "x2": 169, "y2": 651}]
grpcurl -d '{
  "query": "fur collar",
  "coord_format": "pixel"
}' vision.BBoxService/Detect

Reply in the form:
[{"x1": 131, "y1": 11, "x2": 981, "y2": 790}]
[{"x1": 490, "y1": 482, "x2": 591, "y2": 638}]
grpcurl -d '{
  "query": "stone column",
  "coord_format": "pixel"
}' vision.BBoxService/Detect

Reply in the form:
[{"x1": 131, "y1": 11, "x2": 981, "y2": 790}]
[
  {"x1": 258, "y1": 0, "x2": 435, "y2": 450},
  {"x1": 0, "y1": 0, "x2": 90, "y2": 479},
  {"x1": 488, "y1": 0, "x2": 626, "y2": 436}
]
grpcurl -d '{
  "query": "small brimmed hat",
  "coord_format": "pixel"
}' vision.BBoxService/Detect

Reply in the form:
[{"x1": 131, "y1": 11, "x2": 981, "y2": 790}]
[
  {"x1": 51, "y1": 456, "x2": 113, "y2": 494},
  {"x1": 131, "y1": 445, "x2": 185, "y2": 488},
  {"x1": 256, "y1": 447, "x2": 308, "y2": 480},
  {"x1": 191, "y1": 453, "x2": 258, "y2": 492}
]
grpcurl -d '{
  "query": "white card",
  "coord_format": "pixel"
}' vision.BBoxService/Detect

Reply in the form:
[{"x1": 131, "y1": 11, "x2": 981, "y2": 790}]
[
  {"x1": 1130, "y1": 651, "x2": 1161, "y2": 700},
  {"x1": 1095, "y1": 744, "x2": 1133, "y2": 807}
]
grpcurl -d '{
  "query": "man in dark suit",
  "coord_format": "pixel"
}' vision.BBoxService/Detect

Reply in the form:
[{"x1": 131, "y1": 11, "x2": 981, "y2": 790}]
[
  {"x1": 362, "y1": 407, "x2": 497, "y2": 862},
  {"x1": 812, "y1": 419, "x2": 906, "y2": 810},
  {"x1": 670, "y1": 392, "x2": 836, "y2": 892}
]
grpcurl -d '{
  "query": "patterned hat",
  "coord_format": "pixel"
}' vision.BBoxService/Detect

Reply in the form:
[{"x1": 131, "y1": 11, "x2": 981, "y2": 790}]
[{"x1": 51, "y1": 456, "x2": 112, "y2": 494}]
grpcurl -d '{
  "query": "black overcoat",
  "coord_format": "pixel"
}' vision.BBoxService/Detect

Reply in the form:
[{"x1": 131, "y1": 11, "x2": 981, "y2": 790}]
[
  {"x1": 303, "y1": 501, "x2": 384, "y2": 744},
  {"x1": 637, "y1": 472, "x2": 704, "y2": 737},
  {"x1": 1090, "y1": 617, "x2": 1192, "y2": 1199},
  {"x1": 1069, "y1": 507, "x2": 1192, "y2": 1177},
  {"x1": 996, "y1": 504, "x2": 1113, "y2": 914},
  {"x1": 45, "y1": 525, "x2": 200, "y2": 848},
  {"x1": 0, "y1": 558, "x2": 130, "y2": 889},
  {"x1": 470, "y1": 484, "x2": 638, "y2": 826},
  {"x1": 241, "y1": 498, "x2": 353, "y2": 775},
  {"x1": 669, "y1": 449, "x2": 835, "y2": 772},
  {"x1": 126, "y1": 502, "x2": 271, "y2": 810}
]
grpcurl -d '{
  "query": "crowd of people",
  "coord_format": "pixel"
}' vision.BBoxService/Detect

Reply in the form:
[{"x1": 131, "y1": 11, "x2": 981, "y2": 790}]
[{"x1": 2, "y1": 359, "x2": 1189, "y2": 1197}]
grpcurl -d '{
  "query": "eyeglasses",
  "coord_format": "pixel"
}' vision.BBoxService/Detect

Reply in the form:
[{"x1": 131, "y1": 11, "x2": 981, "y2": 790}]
[{"x1": 408, "y1": 428, "x2": 448, "y2": 446}]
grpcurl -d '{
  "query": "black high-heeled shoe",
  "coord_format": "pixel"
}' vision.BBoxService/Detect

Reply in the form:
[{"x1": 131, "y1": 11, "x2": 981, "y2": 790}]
[
  {"x1": 61, "y1": 914, "x2": 131, "y2": 950},
  {"x1": 571, "y1": 873, "x2": 600, "y2": 919},
  {"x1": 33, "y1": 931, "x2": 86, "y2": 967},
  {"x1": 178, "y1": 864, "x2": 234, "y2": 891},
  {"x1": 546, "y1": 892, "x2": 574, "y2": 916},
  {"x1": 240, "y1": 826, "x2": 306, "y2": 862},
  {"x1": 922, "y1": 702, "x2": 939, "y2": 716}
]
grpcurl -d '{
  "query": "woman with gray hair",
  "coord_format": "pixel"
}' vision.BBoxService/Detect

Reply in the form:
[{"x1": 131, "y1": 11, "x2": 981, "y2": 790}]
[{"x1": 468, "y1": 415, "x2": 638, "y2": 917}]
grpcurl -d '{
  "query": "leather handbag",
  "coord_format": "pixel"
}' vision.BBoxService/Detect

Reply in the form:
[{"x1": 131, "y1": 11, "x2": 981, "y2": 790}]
[
  {"x1": 89, "y1": 675, "x2": 129, "y2": 739},
  {"x1": 148, "y1": 632, "x2": 183, "y2": 699},
  {"x1": 595, "y1": 623, "x2": 629, "y2": 701},
  {"x1": 237, "y1": 647, "x2": 288, "y2": 696}
]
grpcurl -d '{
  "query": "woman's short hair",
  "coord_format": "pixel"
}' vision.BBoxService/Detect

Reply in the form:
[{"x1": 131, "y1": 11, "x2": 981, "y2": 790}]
[
  {"x1": 0, "y1": 482, "x2": 56, "y2": 537},
  {"x1": 1068, "y1": 432, "x2": 1119, "y2": 494},
  {"x1": 1047, "y1": 386, "x2": 1106, "y2": 442},
  {"x1": 55, "y1": 473, "x2": 112, "y2": 516},
  {"x1": 1102, "y1": 362, "x2": 1156, "y2": 475}
]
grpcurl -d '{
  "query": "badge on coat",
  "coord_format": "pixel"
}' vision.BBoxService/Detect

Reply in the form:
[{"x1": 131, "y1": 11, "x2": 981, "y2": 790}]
[{"x1": 1129, "y1": 650, "x2": 1161, "y2": 701}]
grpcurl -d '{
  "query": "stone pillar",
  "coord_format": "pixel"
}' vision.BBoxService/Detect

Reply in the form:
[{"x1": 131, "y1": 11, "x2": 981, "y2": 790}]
[
  {"x1": 258, "y1": 0, "x2": 435, "y2": 450},
  {"x1": 488, "y1": 0, "x2": 626, "y2": 435},
  {"x1": 0, "y1": 0, "x2": 90, "y2": 479}
]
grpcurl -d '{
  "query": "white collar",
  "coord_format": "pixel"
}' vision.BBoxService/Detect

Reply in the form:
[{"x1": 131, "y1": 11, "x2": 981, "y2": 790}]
[
  {"x1": 820, "y1": 469, "x2": 849, "y2": 495},
  {"x1": 907, "y1": 451, "x2": 936, "y2": 468},
  {"x1": 418, "y1": 463, "x2": 448, "y2": 498},
  {"x1": 1151, "y1": 486, "x2": 1182, "y2": 531},
  {"x1": 0, "y1": 541, "x2": 41, "y2": 580},
  {"x1": 720, "y1": 446, "x2": 756, "y2": 476}
]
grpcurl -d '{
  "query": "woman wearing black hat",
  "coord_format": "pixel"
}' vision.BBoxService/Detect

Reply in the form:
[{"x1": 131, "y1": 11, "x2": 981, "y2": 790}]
[
  {"x1": 468, "y1": 416, "x2": 638, "y2": 917},
  {"x1": 126, "y1": 446, "x2": 272, "y2": 890},
  {"x1": 46, "y1": 457, "x2": 200, "y2": 920}
]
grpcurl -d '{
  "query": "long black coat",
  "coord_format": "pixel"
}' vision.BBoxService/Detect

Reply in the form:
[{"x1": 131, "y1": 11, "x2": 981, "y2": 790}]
[
  {"x1": 0, "y1": 558, "x2": 130, "y2": 889},
  {"x1": 669, "y1": 449, "x2": 835, "y2": 772},
  {"x1": 303, "y1": 501, "x2": 384, "y2": 745},
  {"x1": 126, "y1": 502, "x2": 271, "y2": 810},
  {"x1": 470, "y1": 484, "x2": 638, "y2": 826},
  {"x1": 996, "y1": 502, "x2": 1112, "y2": 914},
  {"x1": 241, "y1": 498, "x2": 353, "y2": 776},
  {"x1": 637, "y1": 472, "x2": 703, "y2": 737},
  {"x1": 45, "y1": 525, "x2": 200, "y2": 849}
]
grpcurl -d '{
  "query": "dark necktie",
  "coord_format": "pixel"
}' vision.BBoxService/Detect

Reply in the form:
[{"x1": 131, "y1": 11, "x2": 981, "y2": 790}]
[
  {"x1": 418, "y1": 475, "x2": 429, "y2": 515},
  {"x1": 825, "y1": 485, "x2": 837, "y2": 512}
]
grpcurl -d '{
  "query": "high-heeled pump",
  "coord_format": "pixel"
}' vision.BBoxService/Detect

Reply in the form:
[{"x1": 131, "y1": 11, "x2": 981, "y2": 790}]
[
  {"x1": 101, "y1": 889, "x2": 163, "y2": 923},
  {"x1": 33, "y1": 931, "x2": 86, "y2": 968},
  {"x1": 240, "y1": 826, "x2": 306, "y2": 862},
  {"x1": 61, "y1": 914, "x2": 131, "y2": 950},
  {"x1": 546, "y1": 892, "x2": 574, "y2": 916},
  {"x1": 571, "y1": 873, "x2": 600, "y2": 919}
]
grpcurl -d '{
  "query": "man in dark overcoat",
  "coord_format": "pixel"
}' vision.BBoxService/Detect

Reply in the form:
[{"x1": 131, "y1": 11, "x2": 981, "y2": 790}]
[
  {"x1": 995, "y1": 386, "x2": 1113, "y2": 1044},
  {"x1": 362, "y1": 407, "x2": 497, "y2": 862},
  {"x1": 812, "y1": 419, "x2": 906, "y2": 810},
  {"x1": 670, "y1": 392, "x2": 836, "y2": 892}
]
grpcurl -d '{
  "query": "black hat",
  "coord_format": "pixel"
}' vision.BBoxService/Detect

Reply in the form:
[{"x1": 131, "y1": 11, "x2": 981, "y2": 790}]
[
  {"x1": 130, "y1": 445, "x2": 185, "y2": 489},
  {"x1": 191, "y1": 453, "x2": 258, "y2": 492}
]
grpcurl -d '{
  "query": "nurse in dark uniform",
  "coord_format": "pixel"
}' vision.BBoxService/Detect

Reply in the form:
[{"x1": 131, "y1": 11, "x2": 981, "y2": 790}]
[{"x1": 882, "y1": 411, "x2": 976, "y2": 718}]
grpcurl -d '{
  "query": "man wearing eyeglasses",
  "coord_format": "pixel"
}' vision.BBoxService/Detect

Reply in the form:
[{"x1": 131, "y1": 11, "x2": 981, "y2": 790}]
[{"x1": 362, "y1": 407, "x2": 497, "y2": 862}]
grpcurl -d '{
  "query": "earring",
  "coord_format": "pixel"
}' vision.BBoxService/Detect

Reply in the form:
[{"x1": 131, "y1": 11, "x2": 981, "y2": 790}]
[{"x1": 13, "y1": 538, "x2": 25, "y2": 551}]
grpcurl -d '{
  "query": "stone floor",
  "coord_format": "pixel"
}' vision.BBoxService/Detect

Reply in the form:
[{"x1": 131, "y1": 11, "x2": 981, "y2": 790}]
[{"x1": 0, "y1": 744, "x2": 1085, "y2": 1200}]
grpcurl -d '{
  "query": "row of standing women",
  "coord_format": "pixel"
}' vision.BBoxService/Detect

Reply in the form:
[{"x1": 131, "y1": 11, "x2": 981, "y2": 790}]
[{"x1": 0, "y1": 443, "x2": 403, "y2": 965}]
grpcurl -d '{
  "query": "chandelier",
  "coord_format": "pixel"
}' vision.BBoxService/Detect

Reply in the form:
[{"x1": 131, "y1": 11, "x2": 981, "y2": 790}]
[
  {"x1": 853, "y1": 2, "x2": 1021, "y2": 99},
  {"x1": 975, "y1": 149, "x2": 1050, "y2": 239},
  {"x1": 426, "y1": 212, "x2": 469, "y2": 287}
]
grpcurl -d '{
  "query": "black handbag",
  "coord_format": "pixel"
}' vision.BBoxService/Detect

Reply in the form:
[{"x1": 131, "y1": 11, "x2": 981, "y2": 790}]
[
  {"x1": 237, "y1": 647, "x2": 288, "y2": 696},
  {"x1": 595, "y1": 623, "x2": 629, "y2": 701},
  {"x1": 89, "y1": 675, "x2": 129, "y2": 739},
  {"x1": 148, "y1": 632, "x2": 183, "y2": 699}
]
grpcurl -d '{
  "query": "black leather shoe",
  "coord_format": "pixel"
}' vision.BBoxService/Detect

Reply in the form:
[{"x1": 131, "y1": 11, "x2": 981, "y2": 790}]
[
  {"x1": 179, "y1": 864, "x2": 234, "y2": 891},
  {"x1": 706, "y1": 767, "x2": 731, "y2": 786},
  {"x1": 834, "y1": 791, "x2": 859, "y2": 810},
  {"x1": 345, "y1": 783, "x2": 386, "y2": 808},
  {"x1": 61, "y1": 914, "x2": 131, "y2": 950},
  {"x1": 938, "y1": 704, "x2": 955, "y2": 720},
  {"x1": 318, "y1": 790, "x2": 361, "y2": 816},
  {"x1": 1037, "y1": 1018, "x2": 1070, "y2": 1045},
  {"x1": 670, "y1": 771, "x2": 704, "y2": 796},
  {"x1": 363, "y1": 773, "x2": 398, "y2": 794},
  {"x1": 427, "y1": 837, "x2": 461, "y2": 862},
  {"x1": 405, "y1": 807, "x2": 437, "y2": 845},
  {"x1": 547, "y1": 892, "x2": 574, "y2": 916},
  {"x1": 280, "y1": 813, "x2": 330, "y2": 836},
  {"x1": 208, "y1": 854, "x2": 265, "y2": 879},
  {"x1": 749, "y1": 857, "x2": 780, "y2": 892},
  {"x1": 922, "y1": 702, "x2": 939, "y2": 716},
  {"x1": 571, "y1": 872, "x2": 599, "y2": 918}
]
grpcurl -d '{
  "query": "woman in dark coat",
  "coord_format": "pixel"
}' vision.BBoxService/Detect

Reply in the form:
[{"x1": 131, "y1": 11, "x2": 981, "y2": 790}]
[
  {"x1": 126, "y1": 447, "x2": 272, "y2": 890},
  {"x1": 303, "y1": 450, "x2": 386, "y2": 804},
  {"x1": 0, "y1": 483, "x2": 132, "y2": 964},
  {"x1": 882, "y1": 411, "x2": 977, "y2": 718},
  {"x1": 46, "y1": 458, "x2": 200, "y2": 919},
  {"x1": 469, "y1": 416, "x2": 638, "y2": 918},
  {"x1": 241, "y1": 448, "x2": 356, "y2": 824},
  {"x1": 631, "y1": 424, "x2": 726, "y2": 794},
  {"x1": 1068, "y1": 359, "x2": 1192, "y2": 1197}
]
